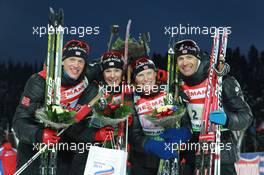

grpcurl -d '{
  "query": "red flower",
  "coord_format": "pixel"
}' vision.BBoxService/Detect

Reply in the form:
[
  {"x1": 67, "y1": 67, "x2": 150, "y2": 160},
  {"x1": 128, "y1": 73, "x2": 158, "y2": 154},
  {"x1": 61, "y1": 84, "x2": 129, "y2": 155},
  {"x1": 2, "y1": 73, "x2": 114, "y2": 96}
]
[
  {"x1": 107, "y1": 102, "x2": 120, "y2": 110},
  {"x1": 155, "y1": 108, "x2": 174, "y2": 119}
]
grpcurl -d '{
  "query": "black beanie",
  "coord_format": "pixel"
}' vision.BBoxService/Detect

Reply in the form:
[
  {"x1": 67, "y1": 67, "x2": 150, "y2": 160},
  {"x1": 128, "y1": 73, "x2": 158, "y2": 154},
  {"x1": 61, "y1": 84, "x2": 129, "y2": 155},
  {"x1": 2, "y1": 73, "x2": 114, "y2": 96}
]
[
  {"x1": 62, "y1": 39, "x2": 90, "y2": 61},
  {"x1": 101, "y1": 51, "x2": 124, "y2": 70},
  {"x1": 174, "y1": 39, "x2": 200, "y2": 59},
  {"x1": 131, "y1": 56, "x2": 156, "y2": 78}
]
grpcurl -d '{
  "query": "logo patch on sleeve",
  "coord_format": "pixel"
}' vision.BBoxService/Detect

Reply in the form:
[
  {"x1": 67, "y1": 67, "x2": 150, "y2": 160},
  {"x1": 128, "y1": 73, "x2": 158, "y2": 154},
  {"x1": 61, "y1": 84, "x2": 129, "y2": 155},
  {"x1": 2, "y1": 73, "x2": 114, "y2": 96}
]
[{"x1": 21, "y1": 96, "x2": 31, "y2": 107}]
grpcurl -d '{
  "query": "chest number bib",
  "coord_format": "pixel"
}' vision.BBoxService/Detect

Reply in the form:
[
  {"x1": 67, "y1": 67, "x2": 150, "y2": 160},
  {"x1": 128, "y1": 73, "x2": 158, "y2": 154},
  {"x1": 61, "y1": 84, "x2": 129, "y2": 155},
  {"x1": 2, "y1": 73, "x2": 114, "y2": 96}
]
[{"x1": 187, "y1": 103, "x2": 204, "y2": 132}]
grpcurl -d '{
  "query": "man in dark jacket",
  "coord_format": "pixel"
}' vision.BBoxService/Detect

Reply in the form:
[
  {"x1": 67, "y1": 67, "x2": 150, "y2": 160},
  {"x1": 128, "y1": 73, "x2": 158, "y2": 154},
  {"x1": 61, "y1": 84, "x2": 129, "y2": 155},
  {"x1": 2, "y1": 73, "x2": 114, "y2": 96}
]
[
  {"x1": 13, "y1": 39, "x2": 100, "y2": 175},
  {"x1": 174, "y1": 39, "x2": 253, "y2": 175}
]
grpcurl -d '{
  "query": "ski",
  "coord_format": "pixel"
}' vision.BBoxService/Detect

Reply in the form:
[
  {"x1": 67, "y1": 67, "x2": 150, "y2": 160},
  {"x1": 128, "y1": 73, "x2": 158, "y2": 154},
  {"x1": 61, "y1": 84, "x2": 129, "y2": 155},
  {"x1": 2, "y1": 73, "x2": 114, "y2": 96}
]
[
  {"x1": 53, "y1": 8, "x2": 64, "y2": 106},
  {"x1": 107, "y1": 25, "x2": 119, "y2": 51},
  {"x1": 195, "y1": 28, "x2": 229, "y2": 175},
  {"x1": 40, "y1": 7, "x2": 56, "y2": 175},
  {"x1": 41, "y1": 7, "x2": 64, "y2": 175},
  {"x1": 212, "y1": 27, "x2": 229, "y2": 175},
  {"x1": 124, "y1": 19, "x2": 132, "y2": 84},
  {"x1": 117, "y1": 20, "x2": 132, "y2": 175},
  {"x1": 140, "y1": 32, "x2": 151, "y2": 57},
  {"x1": 158, "y1": 40, "x2": 179, "y2": 175},
  {"x1": 119, "y1": 19, "x2": 132, "y2": 151},
  {"x1": 44, "y1": 7, "x2": 64, "y2": 109},
  {"x1": 195, "y1": 29, "x2": 220, "y2": 175},
  {"x1": 49, "y1": 8, "x2": 64, "y2": 175},
  {"x1": 166, "y1": 46, "x2": 174, "y2": 94},
  {"x1": 44, "y1": 7, "x2": 56, "y2": 111}
]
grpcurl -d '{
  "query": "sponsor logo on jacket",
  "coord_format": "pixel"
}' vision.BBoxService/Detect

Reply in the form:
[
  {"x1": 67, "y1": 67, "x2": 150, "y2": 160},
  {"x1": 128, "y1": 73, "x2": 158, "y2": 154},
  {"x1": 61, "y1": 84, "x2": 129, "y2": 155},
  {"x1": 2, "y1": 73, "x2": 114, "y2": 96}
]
[
  {"x1": 60, "y1": 80, "x2": 88, "y2": 106},
  {"x1": 184, "y1": 87, "x2": 206, "y2": 100},
  {"x1": 136, "y1": 96, "x2": 165, "y2": 115}
]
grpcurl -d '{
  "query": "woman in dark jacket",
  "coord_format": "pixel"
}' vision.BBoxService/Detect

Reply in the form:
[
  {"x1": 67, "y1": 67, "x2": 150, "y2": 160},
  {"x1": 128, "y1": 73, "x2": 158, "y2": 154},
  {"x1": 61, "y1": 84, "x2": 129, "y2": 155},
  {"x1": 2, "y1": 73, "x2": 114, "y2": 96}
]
[{"x1": 129, "y1": 56, "x2": 191, "y2": 175}]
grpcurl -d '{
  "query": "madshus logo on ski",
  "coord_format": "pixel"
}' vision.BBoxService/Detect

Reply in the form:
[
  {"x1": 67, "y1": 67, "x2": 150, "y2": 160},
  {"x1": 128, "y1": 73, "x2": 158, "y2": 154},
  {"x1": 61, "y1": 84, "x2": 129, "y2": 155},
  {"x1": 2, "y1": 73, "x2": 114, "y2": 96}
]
[{"x1": 92, "y1": 161, "x2": 114, "y2": 175}]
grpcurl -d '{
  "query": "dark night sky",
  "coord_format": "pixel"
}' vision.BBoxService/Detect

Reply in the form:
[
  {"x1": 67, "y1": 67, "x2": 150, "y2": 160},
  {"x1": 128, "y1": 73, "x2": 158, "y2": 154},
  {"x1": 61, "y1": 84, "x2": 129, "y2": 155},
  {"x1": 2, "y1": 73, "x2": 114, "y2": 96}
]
[{"x1": 0, "y1": 0, "x2": 263, "y2": 63}]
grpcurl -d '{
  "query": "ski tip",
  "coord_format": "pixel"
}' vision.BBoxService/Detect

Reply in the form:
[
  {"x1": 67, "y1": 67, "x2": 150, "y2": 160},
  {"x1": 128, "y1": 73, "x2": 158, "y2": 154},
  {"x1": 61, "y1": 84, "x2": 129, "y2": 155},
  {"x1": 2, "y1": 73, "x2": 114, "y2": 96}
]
[
  {"x1": 168, "y1": 48, "x2": 174, "y2": 54},
  {"x1": 49, "y1": 7, "x2": 55, "y2": 25},
  {"x1": 49, "y1": 7, "x2": 54, "y2": 14},
  {"x1": 111, "y1": 25, "x2": 119, "y2": 33},
  {"x1": 112, "y1": 24, "x2": 119, "y2": 28},
  {"x1": 141, "y1": 32, "x2": 150, "y2": 42},
  {"x1": 59, "y1": 8, "x2": 64, "y2": 18},
  {"x1": 58, "y1": 8, "x2": 64, "y2": 26}
]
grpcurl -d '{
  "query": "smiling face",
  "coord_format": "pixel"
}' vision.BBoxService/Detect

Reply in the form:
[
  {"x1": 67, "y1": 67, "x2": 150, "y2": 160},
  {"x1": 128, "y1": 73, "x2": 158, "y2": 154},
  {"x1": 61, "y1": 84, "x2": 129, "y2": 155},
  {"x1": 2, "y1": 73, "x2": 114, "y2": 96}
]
[
  {"x1": 176, "y1": 54, "x2": 199, "y2": 77},
  {"x1": 103, "y1": 67, "x2": 123, "y2": 87},
  {"x1": 62, "y1": 57, "x2": 85, "y2": 80},
  {"x1": 135, "y1": 69, "x2": 157, "y2": 94}
]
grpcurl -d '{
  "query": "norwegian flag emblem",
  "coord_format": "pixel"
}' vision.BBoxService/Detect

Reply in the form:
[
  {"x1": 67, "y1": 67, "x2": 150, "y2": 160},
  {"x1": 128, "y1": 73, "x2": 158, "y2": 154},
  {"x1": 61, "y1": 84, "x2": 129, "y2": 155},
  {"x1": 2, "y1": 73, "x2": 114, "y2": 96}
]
[
  {"x1": 21, "y1": 96, "x2": 30, "y2": 107},
  {"x1": 182, "y1": 50, "x2": 188, "y2": 54}
]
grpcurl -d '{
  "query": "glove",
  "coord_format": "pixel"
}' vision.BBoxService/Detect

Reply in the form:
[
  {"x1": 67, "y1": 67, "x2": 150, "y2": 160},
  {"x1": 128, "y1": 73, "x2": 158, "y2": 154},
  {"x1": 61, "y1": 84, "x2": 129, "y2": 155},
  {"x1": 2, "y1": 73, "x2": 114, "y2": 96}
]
[
  {"x1": 144, "y1": 139, "x2": 178, "y2": 159},
  {"x1": 160, "y1": 127, "x2": 191, "y2": 144},
  {"x1": 42, "y1": 128, "x2": 60, "y2": 145},
  {"x1": 209, "y1": 110, "x2": 227, "y2": 125},
  {"x1": 94, "y1": 126, "x2": 114, "y2": 142},
  {"x1": 74, "y1": 105, "x2": 92, "y2": 122}
]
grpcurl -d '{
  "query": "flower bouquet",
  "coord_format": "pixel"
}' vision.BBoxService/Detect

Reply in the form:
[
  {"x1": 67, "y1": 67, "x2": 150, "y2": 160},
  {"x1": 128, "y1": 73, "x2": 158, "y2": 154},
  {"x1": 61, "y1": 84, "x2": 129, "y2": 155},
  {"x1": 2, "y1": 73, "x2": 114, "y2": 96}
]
[
  {"x1": 90, "y1": 95, "x2": 133, "y2": 128},
  {"x1": 35, "y1": 105, "x2": 76, "y2": 130},
  {"x1": 144, "y1": 93, "x2": 187, "y2": 175},
  {"x1": 145, "y1": 94, "x2": 186, "y2": 128}
]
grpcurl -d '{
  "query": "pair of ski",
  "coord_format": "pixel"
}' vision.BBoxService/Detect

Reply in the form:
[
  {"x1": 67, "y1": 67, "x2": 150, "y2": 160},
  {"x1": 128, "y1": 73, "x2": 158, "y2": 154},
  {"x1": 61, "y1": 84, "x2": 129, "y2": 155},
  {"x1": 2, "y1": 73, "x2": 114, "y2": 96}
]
[
  {"x1": 157, "y1": 39, "x2": 180, "y2": 175},
  {"x1": 40, "y1": 7, "x2": 64, "y2": 175},
  {"x1": 195, "y1": 28, "x2": 229, "y2": 175},
  {"x1": 106, "y1": 20, "x2": 132, "y2": 152}
]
